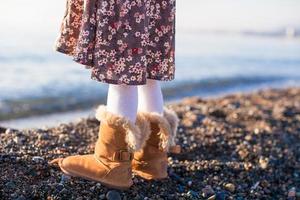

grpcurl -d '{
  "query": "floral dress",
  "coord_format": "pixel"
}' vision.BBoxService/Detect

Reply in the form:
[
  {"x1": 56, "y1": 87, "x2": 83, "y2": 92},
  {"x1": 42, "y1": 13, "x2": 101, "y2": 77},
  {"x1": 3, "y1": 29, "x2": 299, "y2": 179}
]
[{"x1": 55, "y1": 0, "x2": 176, "y2": 85}]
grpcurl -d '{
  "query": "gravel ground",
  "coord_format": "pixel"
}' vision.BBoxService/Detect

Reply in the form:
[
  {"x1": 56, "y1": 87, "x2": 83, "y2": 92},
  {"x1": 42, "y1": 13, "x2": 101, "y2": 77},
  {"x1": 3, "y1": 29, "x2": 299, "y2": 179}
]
[{"x1": 0, "y1": 88, "x2": 300, "y2": 200}]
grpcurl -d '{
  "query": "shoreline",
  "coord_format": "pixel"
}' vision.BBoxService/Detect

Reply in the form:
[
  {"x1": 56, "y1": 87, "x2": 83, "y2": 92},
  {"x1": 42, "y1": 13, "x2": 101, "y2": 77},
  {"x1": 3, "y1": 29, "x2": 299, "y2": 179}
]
[
  {"x1": 1, "y1": 75, "x2": 299, "y2": 125},
  {"x1": 0, "y1": 87, "x2": 299, "y2": 199},
  {"x1": 1, "y1": 85, "x2": 297, "y2": 129}
]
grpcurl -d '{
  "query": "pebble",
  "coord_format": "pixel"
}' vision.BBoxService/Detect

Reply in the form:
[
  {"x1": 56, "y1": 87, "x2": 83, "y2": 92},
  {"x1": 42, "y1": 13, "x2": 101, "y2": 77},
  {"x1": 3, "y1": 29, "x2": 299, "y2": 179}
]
[
  {"x1": 60, "y1": 174, "x2": 71, "y2": 184},
  {"x1": 16, "y1": 195, "x2": 26, "y2": 200},
  {"x1": 261, "y1": 180, "x2": 270, "y2": 188},
  {"x1": 224, "y1": 183, "x2": 235, "y2": 193},
  {"x1": 5, "y1": 128, "x2": 13, "y2": 134},
  {"x1": 106, "y1": 190, "x2": 121, "y2": 200},
  {"x1": 202, "y1": 185, "x2": 215, "y2": 197},
  {"x1": 5, "y1": 181, "x2": 16, "y2": 189},
  {"x1": 187, "y1": 190, "x2": 199, "y2": 198},
  {"x1": 288, "y1": 187, "x2": 296, "y2": 198},
  {"x1": 32, "y1": 156, "x2": 44, "y2": 163},
  {"x1": 251, "y1": 181, "x2": 260, "y2": 190},
  {"x1": 37, "y1": 132, "x2": 50, "y2": 140},
  {"x1": 13, "y1": 136, "x2": 25, "y2": 145},
  {"x1": 60, "y1": 188, "x2": 69, "y2": 195},
  {"x1": 207, "y1": 194, "x2": 216, "y2": 200},
  {"x1": 177, "y1": 184, "x2": 185, "y2": 193},
  {"x1": 0, "y1": 126, "x2": 6, "y2": 133},
  {"x1": 259, "y1": 157, "x2": 269, "y2": 169},
  {"x1": 215, "y1": 191, "x2": 227, "y2": 200},
  {"x1": 56, "y1": 183, "x2": 64, "y2": 191},
  {"x1": 169, "y1": 172, "x2": 183, "y2": 183},
  {"x1": 99, "y1": 194, "x2": 105, "y2": 200},
  {"x1": 209, "y1": 109, "x2": 227, "y2": 118}
]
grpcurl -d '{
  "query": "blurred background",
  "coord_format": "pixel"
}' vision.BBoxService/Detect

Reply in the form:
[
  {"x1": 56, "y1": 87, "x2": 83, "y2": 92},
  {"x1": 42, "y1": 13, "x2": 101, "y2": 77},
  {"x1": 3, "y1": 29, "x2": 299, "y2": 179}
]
[{"x1": 0, "y1": 0, "x2": 299, "y2": 128}]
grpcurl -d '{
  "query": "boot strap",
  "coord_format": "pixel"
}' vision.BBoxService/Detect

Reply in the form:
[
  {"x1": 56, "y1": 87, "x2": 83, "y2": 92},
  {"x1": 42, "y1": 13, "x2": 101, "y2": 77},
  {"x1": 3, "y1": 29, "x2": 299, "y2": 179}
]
[{"x1": 112, "y1": 150, "x2": 133, "y2": 162}]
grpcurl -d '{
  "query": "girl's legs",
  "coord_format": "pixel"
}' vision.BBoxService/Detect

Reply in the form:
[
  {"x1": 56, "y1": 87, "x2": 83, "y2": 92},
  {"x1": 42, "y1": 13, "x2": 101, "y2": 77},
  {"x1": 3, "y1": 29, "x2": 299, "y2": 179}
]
[
  {"x1": 133, "y1": 79, "x2": 177, "y2": 180},
  {"x1": 106, "y1": 79, "x2": 164, "y2": 121},
  {"x1": 137, "y1": 79, "x2": 164, "y2": 114},
  {"x1": 106, "y1": 84, "x2": 138, "y2": 122}
]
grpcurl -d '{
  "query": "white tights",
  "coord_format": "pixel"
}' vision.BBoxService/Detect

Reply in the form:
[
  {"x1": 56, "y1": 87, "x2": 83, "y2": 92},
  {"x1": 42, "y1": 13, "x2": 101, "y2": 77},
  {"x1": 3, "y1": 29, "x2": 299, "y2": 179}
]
[{"x1": 106, "y1": 79, "x2": 164, "y2": 122}]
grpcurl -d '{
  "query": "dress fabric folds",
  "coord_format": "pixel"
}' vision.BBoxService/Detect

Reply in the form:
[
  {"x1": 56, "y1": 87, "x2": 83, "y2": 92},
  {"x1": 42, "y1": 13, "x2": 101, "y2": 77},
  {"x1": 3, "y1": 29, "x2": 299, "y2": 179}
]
[{"x1": 55, "y1": 0, "x2": 176, "y2": 85}]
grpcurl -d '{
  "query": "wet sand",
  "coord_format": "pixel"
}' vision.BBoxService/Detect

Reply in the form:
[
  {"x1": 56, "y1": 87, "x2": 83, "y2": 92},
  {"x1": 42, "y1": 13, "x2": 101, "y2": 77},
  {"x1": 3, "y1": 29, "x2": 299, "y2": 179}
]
[{"x1": 0, "y1": 88, "x2": 299, "y2": 199}]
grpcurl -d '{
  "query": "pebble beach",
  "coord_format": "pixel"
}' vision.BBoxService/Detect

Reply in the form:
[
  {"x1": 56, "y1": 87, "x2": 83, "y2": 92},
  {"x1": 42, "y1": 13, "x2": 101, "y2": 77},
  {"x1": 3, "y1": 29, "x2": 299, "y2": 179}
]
[{"x1": 0, "y1": 88, "x2": 299, "y2": 200}]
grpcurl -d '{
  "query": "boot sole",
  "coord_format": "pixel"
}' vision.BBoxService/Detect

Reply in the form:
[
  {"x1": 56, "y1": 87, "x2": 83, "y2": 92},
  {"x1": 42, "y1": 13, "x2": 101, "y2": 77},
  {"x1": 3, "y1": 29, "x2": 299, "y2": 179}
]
[
  {"x1": 132, "y1": 169, "x2": 168, "y2": 180},
  {"x1": 56, "y1": 158, "x2": 132, "y2": 190}
]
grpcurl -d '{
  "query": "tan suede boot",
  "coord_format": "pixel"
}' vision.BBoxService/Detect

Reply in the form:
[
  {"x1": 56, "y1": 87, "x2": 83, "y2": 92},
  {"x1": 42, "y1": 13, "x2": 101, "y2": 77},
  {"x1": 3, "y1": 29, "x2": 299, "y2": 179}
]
[
  {"x1": 132, "y1": 107, "x2": 179, "y2": 180},
  {"x1": 50, "y1": 105, "x2": 150, "y2": 190}
]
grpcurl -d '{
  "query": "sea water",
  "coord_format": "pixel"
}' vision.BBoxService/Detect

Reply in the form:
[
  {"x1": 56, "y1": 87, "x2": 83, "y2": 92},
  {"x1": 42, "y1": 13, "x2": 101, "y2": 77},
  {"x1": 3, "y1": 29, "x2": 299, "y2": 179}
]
[{"x1": 0, "y1": 0, "x2": 300, "y2": 121}]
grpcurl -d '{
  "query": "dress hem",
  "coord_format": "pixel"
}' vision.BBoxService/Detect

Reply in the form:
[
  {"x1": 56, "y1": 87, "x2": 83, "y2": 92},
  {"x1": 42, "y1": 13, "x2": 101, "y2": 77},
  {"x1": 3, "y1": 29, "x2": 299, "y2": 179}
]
[{"x1": 55, "y1": 46, "x2": 175, "y2": 86}]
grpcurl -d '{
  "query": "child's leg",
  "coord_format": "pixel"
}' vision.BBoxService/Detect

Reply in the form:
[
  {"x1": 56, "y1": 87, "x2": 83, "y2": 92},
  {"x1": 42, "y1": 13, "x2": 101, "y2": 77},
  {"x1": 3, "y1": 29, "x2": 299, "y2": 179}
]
[
  {"x1": 137, "y1": 79, "x2": 164, "y2": 114},
  {"x1": 106, "y1": 84, "x2": 138, "y2": 122},
  {"x1": 133, "y1": 79, "x2": 178, "y2": 180}
]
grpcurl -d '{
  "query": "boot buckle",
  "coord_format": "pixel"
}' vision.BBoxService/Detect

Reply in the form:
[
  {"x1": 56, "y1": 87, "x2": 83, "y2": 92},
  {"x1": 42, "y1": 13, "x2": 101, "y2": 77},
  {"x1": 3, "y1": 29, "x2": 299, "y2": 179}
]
[{"x1": 115, "y1": 150, "x2": 133, "y2": 161}]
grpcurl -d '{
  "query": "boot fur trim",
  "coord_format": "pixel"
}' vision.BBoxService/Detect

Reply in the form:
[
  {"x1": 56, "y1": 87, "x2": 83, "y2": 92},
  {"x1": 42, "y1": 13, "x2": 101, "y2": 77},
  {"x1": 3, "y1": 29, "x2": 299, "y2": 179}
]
[
  {"x1": 137, "y1": 106, "x2": 179, "y2": 151},
  {"x1": 95, "y1": 105, "x2": 151, "y2": 152}
]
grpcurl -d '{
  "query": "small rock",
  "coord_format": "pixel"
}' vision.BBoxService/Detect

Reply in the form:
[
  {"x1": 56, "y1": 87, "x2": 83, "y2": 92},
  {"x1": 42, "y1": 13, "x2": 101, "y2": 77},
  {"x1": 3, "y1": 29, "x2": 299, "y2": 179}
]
[
  {"x1": 38, "y1": 132, "x2": 49, "y2": 140},
  {"x1": 56, "y1": 183, "x2": 64, "y2": 191},
  {"x1": 13, "y1": 136, "x2": 25, "y2": 145},
  {"x1": 259, "y1": 157, "x2": 269, "y2": 169},
  {"x1": 288, "y1": 187, "x2": 296, "y2": 198},
  {"x1": 251, "y1": 181, "x2": 260, "y2": 190},
  {"x1": 32, "y1": 156, "x2": 44, "y2": 163},
  {"x1": 207, "y1": 194, "x2": 216, "y2": 200},
  {"x1": 95, "y1": 183, "x2": 102, "y2": 189},
  {"x1": 90, "y1": 186, "x2": 95, "y2": 191},
  {"x1": 209, "y1": 109, "x2": 227, "y2": 118},
  {"x1": 215, "y1": 191, "x2": 227, "y2": 200},
  {"x1": 238, "y1": 149, "x2": 249, "y2": 159},
  {"x1": 202, "y1": 185, "x2": 215, "y2": 197},
  {"x1": 0, "y1": 126, "x2": 6, "y2": 133},
  {"x1": 224, "y1": 183, "x2": 235, "y2": 192},
  {"x1": 60, "y1": 188, "x2": 69, "y2": 195},
  {"x1": 99, "y1": 194, "x2": 105, "y2": 200},
  {"x1": 106, "y1": 190, "x2": 121, "y2": 200},
  {"x1": 254, "y1": 128, "x2": 260, "y2": 134},
  {"x1": 187, "y1": 190, "x2": 199, "y2": 198},
  {"x1": 5, "y1": 181, "x2": 16, "y2": 189},
  {"x1": 60, "y1": 174, "x2": 71, "y2": 184},
  {"x1": 10, "y1": 193, "x2": 18, "y2": 198},
  {"x1": 261, "y1": 179, "x2": 270, "y2": 188},
  {"x1": 16, "y1": 195, "x2": 26, "y2": 200},
  {"x1": 5, "y1": 128, "x2": 12, "y2": 134},
  {"x1": 177, "y1": 184, "x2": 185, "y2": 193},
  {"x1": 245, "y1": 135, "x2": 252, "y2": 141},
  {"x1": 170, "y1": 172, "x2": 183, "y2": 183},
  {"x1": 244, "y1": 162, "x2": 253, "y2": 171}
]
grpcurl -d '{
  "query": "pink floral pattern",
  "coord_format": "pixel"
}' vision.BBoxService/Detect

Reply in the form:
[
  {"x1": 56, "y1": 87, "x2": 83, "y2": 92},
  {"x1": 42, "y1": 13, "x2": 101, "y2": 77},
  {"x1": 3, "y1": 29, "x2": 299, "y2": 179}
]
[{"x1": 55, "y1": 0, "x2": 176, "y2": 85}]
